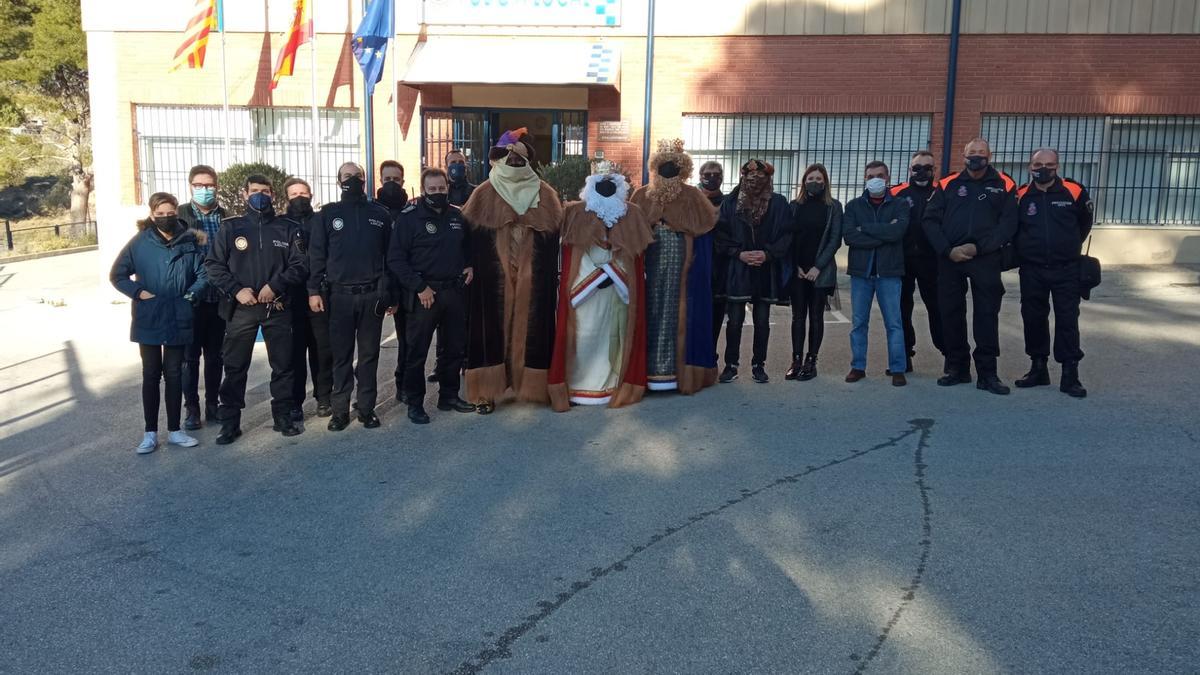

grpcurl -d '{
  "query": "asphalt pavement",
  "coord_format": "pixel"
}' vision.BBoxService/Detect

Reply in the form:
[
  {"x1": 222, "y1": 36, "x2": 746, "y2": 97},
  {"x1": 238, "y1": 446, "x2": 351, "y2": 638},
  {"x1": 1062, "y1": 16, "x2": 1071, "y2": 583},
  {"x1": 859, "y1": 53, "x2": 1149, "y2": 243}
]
[{"x1": 1, "y1": 252, "x2": 1197, "y2": 674}]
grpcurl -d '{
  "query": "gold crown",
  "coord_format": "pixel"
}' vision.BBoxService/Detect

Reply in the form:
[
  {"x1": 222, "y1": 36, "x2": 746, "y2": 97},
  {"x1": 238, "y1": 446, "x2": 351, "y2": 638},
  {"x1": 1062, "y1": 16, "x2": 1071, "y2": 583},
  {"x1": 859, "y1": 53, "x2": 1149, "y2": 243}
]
[{"x1": 656, "y1": 138, "x2": 685, "y2": 154}]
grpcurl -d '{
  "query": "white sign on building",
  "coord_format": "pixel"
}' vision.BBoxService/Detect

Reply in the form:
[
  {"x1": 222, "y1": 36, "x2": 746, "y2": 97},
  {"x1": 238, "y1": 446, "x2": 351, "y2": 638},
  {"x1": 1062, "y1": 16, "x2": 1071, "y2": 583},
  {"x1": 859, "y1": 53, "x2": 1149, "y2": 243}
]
[{"x1": 422, "y1": 0, "x2": 622, "y2": 27}]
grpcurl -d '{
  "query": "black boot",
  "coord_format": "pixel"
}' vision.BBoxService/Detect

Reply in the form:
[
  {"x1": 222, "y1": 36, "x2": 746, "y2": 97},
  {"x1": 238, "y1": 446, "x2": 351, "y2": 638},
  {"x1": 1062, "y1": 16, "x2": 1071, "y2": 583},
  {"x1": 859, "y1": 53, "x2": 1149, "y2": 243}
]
[
  {"x1": 785, "y1": 357, "x2": 803, "y2": 381},
  {"x1": 205, "y1": 402, "x2": 220, "y2": 424},
  {"x1": 183, "y1": 403, "x2": 202, "y2": 431},
  {"x1": 798, "y1": 354, "x2": 818, "y2": 382},
  {"x1": 976, "y1": 374, "x2": 1011, "y2": 395},
  {"x1": 273, "y1": 414, "x2": 302, "y2": 437},
  {"x1": 1015, "y1": 357, "x2": 1051, "y2": 388},
  {"x1": 408, "y1": 404, "x2": 430, "y2": 425},
  {"x1": 1060, "y1": 362, "x2": 1088, "y2": 398},
  {"x1": 215, "y1": 425, "x2": 242, "y2": 445},
  {"x1": 327, "y1": 413, "x2": 350, "y2": 432},
  {"x1": 937, "y1": 367, "x2": 972, "y2": 387}
]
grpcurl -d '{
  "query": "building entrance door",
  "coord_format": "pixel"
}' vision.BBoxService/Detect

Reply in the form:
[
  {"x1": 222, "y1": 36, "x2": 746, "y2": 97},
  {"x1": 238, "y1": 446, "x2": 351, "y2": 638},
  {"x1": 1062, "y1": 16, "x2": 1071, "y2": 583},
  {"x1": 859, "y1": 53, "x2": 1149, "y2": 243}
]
[{"x1": 423, "y1": 108, "x2": 587, "y2": 181}]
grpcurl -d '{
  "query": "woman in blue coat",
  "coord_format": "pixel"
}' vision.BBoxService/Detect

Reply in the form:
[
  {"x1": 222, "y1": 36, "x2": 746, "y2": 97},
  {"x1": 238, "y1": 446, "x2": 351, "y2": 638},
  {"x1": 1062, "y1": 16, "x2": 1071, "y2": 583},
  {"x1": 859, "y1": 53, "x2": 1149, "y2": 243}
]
[{"x1": 110, "y1": 193, "x2": 209, "y2": 454}]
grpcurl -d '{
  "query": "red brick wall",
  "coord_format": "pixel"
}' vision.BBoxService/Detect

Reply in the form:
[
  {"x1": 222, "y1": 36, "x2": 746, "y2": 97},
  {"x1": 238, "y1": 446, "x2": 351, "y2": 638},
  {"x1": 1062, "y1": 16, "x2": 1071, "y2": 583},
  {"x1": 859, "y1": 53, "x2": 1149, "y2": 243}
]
[{"x1": 587, "y1": 34, "x2": 1200, "y2": 183}]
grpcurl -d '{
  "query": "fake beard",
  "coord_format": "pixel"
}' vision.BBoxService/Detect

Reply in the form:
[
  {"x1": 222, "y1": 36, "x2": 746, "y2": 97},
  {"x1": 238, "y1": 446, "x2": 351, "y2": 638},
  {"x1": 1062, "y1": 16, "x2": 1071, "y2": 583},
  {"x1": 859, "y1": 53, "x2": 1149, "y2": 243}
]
[{"x1": 581, "y1": 174, "x2": 630, "y2": 228}]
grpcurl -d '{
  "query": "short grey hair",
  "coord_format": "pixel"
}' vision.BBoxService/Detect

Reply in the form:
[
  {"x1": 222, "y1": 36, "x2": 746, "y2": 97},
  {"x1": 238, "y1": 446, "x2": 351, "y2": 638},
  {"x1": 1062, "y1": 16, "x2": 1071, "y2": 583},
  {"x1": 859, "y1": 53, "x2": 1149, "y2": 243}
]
[
  {"x1": 699, "y1": 161, "x2": 724, "y2": 175},
  {"x1": 338, "y1": 161, "x2": 365, "y2": 177},
  {"x1": 1030, "y1": 147, "x2": 1060, "y2": 163}
]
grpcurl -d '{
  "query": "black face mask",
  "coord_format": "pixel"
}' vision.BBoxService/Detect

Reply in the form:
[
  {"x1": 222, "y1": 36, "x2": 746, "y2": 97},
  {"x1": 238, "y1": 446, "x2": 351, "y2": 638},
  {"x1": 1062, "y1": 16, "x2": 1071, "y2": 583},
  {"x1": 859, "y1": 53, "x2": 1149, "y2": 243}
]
[
  {"x1": 286, "y1": 196, "x2": 313, "y2": 219},
  {"x1": 700, "y1": 174, "x2": 722, "y2": 191},
  {"x1": 910, "y1": 166, "x2": 934, "y2": 185},
  {"x1": 424, "y1": 193, "x2": 449, "y2": 211},
  {"x1": 657, "y1": 161, "x2": 681, "y2": 179},
  {"x1": 340, "y1": 175, "x2": 365, "y2": 198},
  {"x1": 804, "y1": 182, "x2": 825, "y2": 197},
  {"x1": 595, "y1": 178, "x2": 618, "y2": 197},
  {"x1": 965, "y1": 155, "x2": 989, "y2": 172},
  {"x1": 1031, "y1": 167, "x2": 1057, "y2": 184},
  {"x1": 152, "y1": 216, "x2": 178, "y2": 233},
  {"x1": 377, "y1": 182, "x2": 408, "y2": 209}
]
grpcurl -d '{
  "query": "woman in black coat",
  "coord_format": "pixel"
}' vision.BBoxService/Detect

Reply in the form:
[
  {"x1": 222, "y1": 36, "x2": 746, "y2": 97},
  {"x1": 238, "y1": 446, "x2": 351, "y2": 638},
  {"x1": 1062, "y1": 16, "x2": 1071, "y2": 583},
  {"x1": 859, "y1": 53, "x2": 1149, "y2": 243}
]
[
  {"x1": 714, "y1": 159, "x2": 792, "y2": 384},
  {"x1": 110, "y1": 192, "x2": 209, "y2": 454},
  {"x1": 785, "y1": 163, "x2": 843, "y2": 381}
]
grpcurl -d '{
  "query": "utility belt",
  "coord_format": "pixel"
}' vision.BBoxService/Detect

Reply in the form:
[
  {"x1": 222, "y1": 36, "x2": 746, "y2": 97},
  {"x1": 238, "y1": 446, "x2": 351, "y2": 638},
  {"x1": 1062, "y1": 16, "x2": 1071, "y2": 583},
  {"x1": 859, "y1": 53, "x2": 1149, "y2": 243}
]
[
  {"x1": 424, "y1": 277, "x2": 465, "y2": 291},
  {"x1": 331, "y1": 282, "x2": 379, "y2": 295}
]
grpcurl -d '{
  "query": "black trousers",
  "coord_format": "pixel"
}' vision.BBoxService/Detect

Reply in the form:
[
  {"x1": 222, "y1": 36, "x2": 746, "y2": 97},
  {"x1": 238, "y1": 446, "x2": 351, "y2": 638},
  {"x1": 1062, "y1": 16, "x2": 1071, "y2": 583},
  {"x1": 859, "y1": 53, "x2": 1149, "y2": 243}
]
[
  {"x1": 183, "y1": 300, "x2": 224, "y2": 407},
  {"x1": 392, "y1": 309, "x2": 407, "y2": 387},
  {"x1": 404, "y1": 286, "x2": 467, "y2": 402},
  {"x1": 1020, "y1": 263, "x2": 1084, "y2": 364},
  {"x1": 937, "y1": 252, "x2": 1005, "y2": 377},
  {"x1": 725, "y1": 300, "x2": 772, "y2": 368},
  {"x1": 141, "y1": 344, "x2": 184, "y2": 432},
  {"x1": 787, "y1": 278, "x2": 826, "y2": 359},
  {"x1": 901, "y1": 255, "x2": 945, "y2": 358},
  {"x1": 292, "y1": 303, "x2": 333, "y2": 407},
  {"x1": 217, "y1": 304, "x2": 294, "y2": 424},
  {"x1": 712, "y1": 297, "x2": 727, "y2": 361},
  {"x1": 329, "y1": 292, "x2": 385, "y2": 416}
]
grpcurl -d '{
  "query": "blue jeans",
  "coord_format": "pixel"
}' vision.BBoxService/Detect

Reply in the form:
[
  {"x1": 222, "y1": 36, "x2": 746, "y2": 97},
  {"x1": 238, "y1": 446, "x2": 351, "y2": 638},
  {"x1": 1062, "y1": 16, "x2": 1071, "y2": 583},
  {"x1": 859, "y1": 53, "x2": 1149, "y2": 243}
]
[{"x1": 850, "y1": 275, "x2": 907, "y2": 374}]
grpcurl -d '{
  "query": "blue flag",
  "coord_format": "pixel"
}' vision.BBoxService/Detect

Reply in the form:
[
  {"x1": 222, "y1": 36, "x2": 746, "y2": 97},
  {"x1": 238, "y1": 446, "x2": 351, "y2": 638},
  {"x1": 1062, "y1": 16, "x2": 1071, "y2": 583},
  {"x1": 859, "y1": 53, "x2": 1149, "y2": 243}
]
[{"x1": 352, "y1": 0, "x2": 393, "y2": 95}]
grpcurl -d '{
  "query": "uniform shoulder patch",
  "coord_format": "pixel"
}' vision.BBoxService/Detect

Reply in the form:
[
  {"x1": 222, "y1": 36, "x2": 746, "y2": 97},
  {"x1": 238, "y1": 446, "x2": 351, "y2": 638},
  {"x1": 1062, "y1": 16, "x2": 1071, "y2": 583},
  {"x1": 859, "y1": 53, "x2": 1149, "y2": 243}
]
[{"x1": 400, "y1": 204, "x2": 416, "y2": 214}]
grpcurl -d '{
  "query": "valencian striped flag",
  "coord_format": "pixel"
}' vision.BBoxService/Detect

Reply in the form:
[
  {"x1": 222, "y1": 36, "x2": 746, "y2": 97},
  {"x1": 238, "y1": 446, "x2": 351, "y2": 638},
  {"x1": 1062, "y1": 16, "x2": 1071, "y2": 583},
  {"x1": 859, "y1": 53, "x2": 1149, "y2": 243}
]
[
  {"x1": 271, "y1": 0, "x2": 313, "y2": 90},
  {"x1": 172, "y1": 0, "x2": 218, "y2": 70}
]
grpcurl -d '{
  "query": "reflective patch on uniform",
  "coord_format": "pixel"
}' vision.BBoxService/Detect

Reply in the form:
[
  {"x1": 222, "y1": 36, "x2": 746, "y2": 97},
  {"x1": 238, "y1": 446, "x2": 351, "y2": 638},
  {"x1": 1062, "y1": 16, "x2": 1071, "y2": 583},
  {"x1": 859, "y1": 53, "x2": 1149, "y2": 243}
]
[
  {"x1": 332, "y1": 218, "x2": 345, "y2": 231},
  {"x1": 957, "y1": 186, "x2": 968, "y2": 197},
  {"x1": 1027, "y1": 202, "x2": 1038, "y2": 216},
  {"x1": 1051, "y1": 201, "x2": 1072, "y2": 207},
  {"x1": 369, "y1": 219, "x2": 384, "y2": 228},
  {"x1": 401, "y1": 204, "x2": 416, "y2": 214},
  {"x1": 425, "y1": 222, "x2": 438, "y2": 234},
  {"x1": 272, "y1": 240, "x2": 288, "y2": 249},
  {"x1": 234, "y1": 236, "x2": 249, "y2": 251}
]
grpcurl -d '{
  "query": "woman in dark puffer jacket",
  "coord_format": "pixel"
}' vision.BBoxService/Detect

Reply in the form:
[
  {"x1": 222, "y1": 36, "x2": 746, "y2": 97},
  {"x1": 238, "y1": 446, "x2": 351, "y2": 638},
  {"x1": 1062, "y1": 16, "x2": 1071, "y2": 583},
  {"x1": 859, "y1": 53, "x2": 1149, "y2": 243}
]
[{"x1": 110, "y1": 192, "x2": 209, "y2": 454}]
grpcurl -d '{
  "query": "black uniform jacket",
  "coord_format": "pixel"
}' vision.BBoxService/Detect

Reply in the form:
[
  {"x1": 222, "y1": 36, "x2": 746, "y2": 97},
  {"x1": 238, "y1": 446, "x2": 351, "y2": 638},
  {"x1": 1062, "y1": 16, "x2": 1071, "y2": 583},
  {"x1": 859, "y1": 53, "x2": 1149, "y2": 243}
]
[
  {"x1": 921, "y1": 166, "x2": 1019, "y2": 258},
  {"x1": 1015, "y1": 178, "x2": 1094, "y2": 267}
]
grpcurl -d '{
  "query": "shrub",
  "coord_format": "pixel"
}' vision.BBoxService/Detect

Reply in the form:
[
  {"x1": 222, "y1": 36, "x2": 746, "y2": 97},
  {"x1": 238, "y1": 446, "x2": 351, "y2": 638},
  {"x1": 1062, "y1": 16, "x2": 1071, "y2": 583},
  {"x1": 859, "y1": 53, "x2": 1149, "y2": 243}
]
[{"x1": 540, "y1": 157, "x2": 636, "y2": 203}]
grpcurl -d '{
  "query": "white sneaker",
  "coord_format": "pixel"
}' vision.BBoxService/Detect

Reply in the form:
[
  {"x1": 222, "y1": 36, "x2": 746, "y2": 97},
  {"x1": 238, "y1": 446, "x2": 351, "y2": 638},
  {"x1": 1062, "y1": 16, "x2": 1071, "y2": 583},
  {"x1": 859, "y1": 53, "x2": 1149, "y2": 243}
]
[
  {"x1": 168, "y1": 430, "x2": 199, "y2": 448},
  {"x1": 137, "y1": 432, "x2": 158, "y2": 454}
]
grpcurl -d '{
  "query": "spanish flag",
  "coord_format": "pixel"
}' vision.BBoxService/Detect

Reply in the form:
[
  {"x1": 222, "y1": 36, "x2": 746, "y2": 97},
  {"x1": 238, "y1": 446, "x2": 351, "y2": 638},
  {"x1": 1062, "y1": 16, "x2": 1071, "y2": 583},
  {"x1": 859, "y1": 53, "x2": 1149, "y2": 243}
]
[
  {"x1": 172, "y1": 0, "x2": 217, "y2": 71},
  {"x1": 271, "y1": 0, "x2": 313, "y2": 90}
]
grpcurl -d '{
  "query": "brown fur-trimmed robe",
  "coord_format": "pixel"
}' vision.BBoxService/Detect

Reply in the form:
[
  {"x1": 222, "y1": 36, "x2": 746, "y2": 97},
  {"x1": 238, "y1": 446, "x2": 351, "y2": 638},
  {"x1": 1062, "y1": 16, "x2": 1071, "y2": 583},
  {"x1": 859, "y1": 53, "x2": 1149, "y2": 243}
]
[
  {"x1": 462, "y1": 180, "x2": 563, "y2": 404},
  {"x1": 547, "y1": 201, "x2": 654, "y2": 412}
]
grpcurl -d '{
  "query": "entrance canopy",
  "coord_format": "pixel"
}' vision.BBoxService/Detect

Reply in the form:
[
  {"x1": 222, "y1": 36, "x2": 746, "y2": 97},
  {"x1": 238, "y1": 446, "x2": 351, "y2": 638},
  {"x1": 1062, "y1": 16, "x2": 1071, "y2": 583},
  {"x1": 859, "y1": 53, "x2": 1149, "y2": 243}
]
[{"x1": 400, "y1": 38, "x2": 620, "y2": 88}]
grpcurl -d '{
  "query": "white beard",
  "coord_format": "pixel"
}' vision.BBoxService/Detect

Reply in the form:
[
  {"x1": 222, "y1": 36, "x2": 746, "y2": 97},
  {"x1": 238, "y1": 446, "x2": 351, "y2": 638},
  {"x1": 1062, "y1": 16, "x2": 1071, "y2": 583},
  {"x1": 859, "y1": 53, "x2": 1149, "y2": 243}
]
[{"x1": 581, "y1": 173, "x2": 630, "y2": 228}]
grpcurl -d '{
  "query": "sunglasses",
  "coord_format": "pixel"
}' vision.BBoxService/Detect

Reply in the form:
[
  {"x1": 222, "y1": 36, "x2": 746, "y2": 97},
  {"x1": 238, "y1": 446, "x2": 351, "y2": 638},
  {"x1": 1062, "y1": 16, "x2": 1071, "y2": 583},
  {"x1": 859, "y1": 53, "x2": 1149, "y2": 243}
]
[{"x1": 910, "y1": 164, "x2": 935, "y2": 172}]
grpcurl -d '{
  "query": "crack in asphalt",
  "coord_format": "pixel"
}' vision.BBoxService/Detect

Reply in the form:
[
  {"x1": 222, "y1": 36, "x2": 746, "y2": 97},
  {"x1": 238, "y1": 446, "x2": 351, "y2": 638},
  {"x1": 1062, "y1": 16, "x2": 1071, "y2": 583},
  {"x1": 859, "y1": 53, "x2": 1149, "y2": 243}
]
[{"x1": 449, "y1": 418, "x2": 937, "y2": 675}]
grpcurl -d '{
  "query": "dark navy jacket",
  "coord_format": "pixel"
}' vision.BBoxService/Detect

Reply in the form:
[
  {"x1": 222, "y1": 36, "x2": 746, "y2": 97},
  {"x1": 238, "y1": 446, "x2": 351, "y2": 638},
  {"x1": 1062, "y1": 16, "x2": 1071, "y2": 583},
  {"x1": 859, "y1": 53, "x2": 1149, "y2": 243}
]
[
  {"x1": 922, "y1": 166, "x2": 1019, "y2": 258},
  {"x1": 110, "y1": 222, "x2": 209, "y2": 346},
  {"x1": 1016, "y1": 178, "x2": 1094, "y2": 267},
  {"x1": 842, "y1": 190, "x2": 909, "y2": 278}
]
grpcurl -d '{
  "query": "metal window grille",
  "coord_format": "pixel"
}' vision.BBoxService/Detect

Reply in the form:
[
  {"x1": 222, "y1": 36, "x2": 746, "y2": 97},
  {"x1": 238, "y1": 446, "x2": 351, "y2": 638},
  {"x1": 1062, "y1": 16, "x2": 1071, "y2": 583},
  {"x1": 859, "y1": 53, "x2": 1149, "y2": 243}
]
[
  {"x1": 983, "y1": 115, "x2": 1200, "y2": 226},
  {"x1": 555, "y1": 111, "x2": 588, "y2": 162},
  {"x1": 134, "y1": 105, "x2": 360, "y2": 205},
  {"x1": 682, "y1": 114, "x2": 932, "y2": 205},
  {"x1": 423, "y1": 108, "x2": 588, "y2": 183}
]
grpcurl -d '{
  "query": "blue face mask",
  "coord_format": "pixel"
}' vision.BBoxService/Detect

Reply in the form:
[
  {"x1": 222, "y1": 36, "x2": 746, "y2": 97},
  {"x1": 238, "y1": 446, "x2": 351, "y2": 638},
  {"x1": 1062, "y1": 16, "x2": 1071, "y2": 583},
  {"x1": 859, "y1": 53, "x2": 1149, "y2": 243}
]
[
  {"x1": 865, "y1": 177, "x2": 887, "y2": 196},
  {"x1": 447, "y1": 163, "x2": 467, "y2": 183},
  {"x1": 192, "y1": 186, "x2": 216, "y2": 207},
  {"x1": 247, "y1": 192, "x2": 273, "y2": 213}
]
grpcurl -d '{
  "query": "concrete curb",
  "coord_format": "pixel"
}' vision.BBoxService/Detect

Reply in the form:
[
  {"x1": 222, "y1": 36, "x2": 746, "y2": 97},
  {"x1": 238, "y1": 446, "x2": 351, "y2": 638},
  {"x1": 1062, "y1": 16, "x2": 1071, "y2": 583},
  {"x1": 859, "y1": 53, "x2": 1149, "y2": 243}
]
[{"x1": 0, "y1": 246, "x2": 99, "y2": 265}]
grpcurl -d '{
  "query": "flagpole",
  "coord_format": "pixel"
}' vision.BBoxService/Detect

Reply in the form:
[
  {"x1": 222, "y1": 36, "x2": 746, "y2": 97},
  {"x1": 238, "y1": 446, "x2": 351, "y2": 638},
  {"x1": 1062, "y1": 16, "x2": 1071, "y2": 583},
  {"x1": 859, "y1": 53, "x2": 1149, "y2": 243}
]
[
  {"x1": 362, "y1": 0, "x2": 375, "y2": 195},
  {"x1": 310, "y1": 17, "x2": 321, "y2": 202},
  {"x1": 390, "y1": 32, "x2": 397, "y2": 161},
  {"x1": 218, "y1": 0, "x2": 231, "y2": 167}
]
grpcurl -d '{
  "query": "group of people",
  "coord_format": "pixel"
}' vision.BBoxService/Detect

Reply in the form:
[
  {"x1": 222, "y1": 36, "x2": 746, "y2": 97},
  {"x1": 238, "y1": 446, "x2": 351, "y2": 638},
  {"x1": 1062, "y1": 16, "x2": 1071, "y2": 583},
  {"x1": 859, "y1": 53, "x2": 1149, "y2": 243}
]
[{"x1": 111, "y1": 132, "x2": 1093, "y2": 454}]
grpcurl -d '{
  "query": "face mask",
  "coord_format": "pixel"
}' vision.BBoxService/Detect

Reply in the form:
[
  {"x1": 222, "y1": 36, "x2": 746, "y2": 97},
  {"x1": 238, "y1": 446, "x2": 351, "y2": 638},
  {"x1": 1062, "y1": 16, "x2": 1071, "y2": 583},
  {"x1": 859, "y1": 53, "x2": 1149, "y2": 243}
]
[
  {"x1": 805, "y1": 182, "x2": 825, "y2": 197},
  {"x1": 742, "y1": 174, "x2": 769, "y2": 192},
  {"x1": 287, "y1": 196, "x2": 313, "y2": 218},
  {"x1": 1031, "y1": 167, "x2": 1057, "y2": 184},
  {"x1": 340, "y1": 175, "x2": 366, "y2": 197},
  {"x1": 910, "y1": 166, "x2": 934, "y2": 185},
  {"x1": 865, "y1": 177, "x2": 887, "y2": 196},
  {"x1": 247, "y1": 192, "x2": 274, "y2": 213},
  {"x1": 448, "y1": 163, "x2": 467, "y2": 183},
  {"x1": 700, "y1": 175, "x2": 722, "y2": 191},
  {"x1": 595, "y1": 178, "x2": 618, "y2": 198},
  {"x1": 377, "y1": 182, "x2": 408, "y2": 209},
  {"x1": 424, "y1": 193, "x2": 449, "y2": 210},
  {"x1": 965, "y1": 155, "x2": 989, "y2": 172},
  {"x1": 192, "y1": 187, "x2": 216, "y2": 207},
  {"x1": 657, "y1": 161, "x2": 681, "y2": 179},
  {"x1": 152, "y1": 215, "x2": 177, "y2": 232}
]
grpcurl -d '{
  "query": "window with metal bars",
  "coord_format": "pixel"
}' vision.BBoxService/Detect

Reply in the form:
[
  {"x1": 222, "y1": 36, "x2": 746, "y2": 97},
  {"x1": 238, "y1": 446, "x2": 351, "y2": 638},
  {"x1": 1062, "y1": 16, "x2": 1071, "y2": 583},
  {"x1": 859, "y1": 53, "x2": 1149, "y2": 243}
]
[
  {"x1": 682, "y1": 114, "x2": 932, "y2": 206},
  {"x1": 982, "y1": 115, "x2": 1200, "y2": 227},
  {"x1": 134, "y1": 105, "x2": 360, "y2": 204},
  {"x1": 422, "y1": 108, "x2": 588, "y2": 182}
]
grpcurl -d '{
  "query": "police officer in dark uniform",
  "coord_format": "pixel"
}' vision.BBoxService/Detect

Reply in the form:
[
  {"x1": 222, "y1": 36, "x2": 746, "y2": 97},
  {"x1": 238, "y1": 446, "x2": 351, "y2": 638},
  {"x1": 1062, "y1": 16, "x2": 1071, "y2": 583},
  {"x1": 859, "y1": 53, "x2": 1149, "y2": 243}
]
[
  {"x1": 698, "y1": 160, "x2": 727, "y2": 359},
  {"x1": 922, "y1": 138, "x2": 1018, "y2": 395},
  {"x1": 387, "y1": 167, "x2": 476, "y2": 424},
  {"x1": 205, "y1": 174, "x2": 307, "y2": 444},
  {"x1": 446, "y1": 149, "x2": 477, "y2": 208},
  {"x1": 308, "y1": 162, "x2": 395, "y2": 431},
  {"x1": 375, "y1": 162, "x2": 412, "y2": 399},
  {"x1": 890, "y1": 150, "x2": 945, "y2": 374},
  {"x1": 281, "y1": 177, "x2": 334, "y2": 419},
  {"x1": 1013, "y1": 147, "x2": 1093, "y2": 398}
]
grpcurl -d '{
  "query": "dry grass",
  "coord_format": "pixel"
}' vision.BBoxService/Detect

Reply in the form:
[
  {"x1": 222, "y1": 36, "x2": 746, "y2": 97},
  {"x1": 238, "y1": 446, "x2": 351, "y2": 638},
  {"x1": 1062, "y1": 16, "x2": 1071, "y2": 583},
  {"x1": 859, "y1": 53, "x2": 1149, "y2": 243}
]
[{"x1": 2, "y1": 209, "x2": 97, "y2": 257}]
